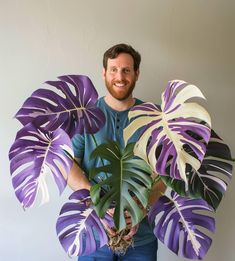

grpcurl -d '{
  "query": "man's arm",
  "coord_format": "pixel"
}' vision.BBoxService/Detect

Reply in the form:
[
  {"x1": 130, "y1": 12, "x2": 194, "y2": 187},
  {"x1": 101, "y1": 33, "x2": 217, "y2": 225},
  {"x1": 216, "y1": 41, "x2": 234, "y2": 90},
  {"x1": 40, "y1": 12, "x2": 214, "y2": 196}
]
[
  {"x1": 148, "y1": 179, "x2": 166, "y2": 206},
  {"x1": 67, "y1": 158, "x2": 91, "y2": 191}
]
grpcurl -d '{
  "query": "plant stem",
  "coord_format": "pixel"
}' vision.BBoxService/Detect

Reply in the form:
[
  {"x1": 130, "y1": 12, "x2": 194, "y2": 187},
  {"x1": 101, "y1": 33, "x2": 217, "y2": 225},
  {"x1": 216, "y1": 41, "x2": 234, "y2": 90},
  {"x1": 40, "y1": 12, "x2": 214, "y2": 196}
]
[
  {"x1": 153, "y1": 175, "x2": 161, "y2": 185},
  {"x1": 91, "y1": 134, "x2": 109, "y2": 180}
]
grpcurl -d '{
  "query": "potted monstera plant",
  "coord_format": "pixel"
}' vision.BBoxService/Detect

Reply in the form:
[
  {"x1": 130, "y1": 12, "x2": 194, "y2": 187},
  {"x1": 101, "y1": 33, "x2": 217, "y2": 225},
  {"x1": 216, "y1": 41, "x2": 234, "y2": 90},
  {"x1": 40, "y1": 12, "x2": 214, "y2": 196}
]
[{"x1": 9, "y1": 75, "x2": 233, "y2": 260}]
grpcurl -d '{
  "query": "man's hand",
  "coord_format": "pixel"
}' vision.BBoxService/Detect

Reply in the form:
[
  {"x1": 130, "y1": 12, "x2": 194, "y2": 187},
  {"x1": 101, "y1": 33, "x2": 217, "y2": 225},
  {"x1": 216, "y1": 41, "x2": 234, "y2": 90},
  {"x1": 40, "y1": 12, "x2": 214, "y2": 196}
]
[
  {"x1": 67, "y1": 160, "x2": 91, "y2": 191},
  {"x1": 100, "y1": 208, "x2": 117, "y2": 237},
  {"x1": 122, "y1": 210, "x2": 139, "y2": 240},
  {"x1": 101, "y1": 208, "x2": 141, "y2": 241}
]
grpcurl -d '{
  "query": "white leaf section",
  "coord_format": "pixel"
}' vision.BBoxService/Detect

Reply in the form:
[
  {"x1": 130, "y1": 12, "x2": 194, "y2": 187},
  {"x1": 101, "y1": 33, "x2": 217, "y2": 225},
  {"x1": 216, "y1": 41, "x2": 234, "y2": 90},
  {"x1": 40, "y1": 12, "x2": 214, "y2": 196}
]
[
  {"x1": 61, "y1": 144, "x2": 74, "y2": 158},
  {"x1": 68, "y1": 208, "x2": 93, "y2": 257},
  {"x1": 38, "y1": 169, "x2": 50, "y2": 206}
]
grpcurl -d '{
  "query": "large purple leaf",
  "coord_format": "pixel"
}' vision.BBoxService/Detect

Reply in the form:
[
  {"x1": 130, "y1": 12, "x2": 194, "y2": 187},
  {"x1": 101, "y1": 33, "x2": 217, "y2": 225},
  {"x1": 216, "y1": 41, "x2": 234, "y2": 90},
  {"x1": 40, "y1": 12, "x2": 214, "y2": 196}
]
[
  {"x1": 9, "y1": 123, "x2": 74, "y2": 209},
  {"x1": 161, "y1": 129, "x2": 233, "y2": 210},
  {"x1": 15, "y1": 75, "x2": 105, "y2": 137},
  {"x1": 124, "y1": 80, "x2": 211, "y2": 183},
  {"x1": 148, "y1": 190, "x2": 215, "y2": 259},
  {"x1": 56, "y1": 189, "x2": 113, "y2": 257},
  {"x1": 188, "y1": 129, "x2": 233, "y2": 209}
]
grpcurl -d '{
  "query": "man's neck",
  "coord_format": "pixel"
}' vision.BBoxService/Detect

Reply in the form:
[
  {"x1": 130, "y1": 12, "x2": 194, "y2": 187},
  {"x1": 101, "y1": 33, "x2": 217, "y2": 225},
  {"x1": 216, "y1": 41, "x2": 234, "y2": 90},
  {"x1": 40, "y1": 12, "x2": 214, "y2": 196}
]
[{"x1": 104, "y1": 94, "x2": 135, "y2": 112}]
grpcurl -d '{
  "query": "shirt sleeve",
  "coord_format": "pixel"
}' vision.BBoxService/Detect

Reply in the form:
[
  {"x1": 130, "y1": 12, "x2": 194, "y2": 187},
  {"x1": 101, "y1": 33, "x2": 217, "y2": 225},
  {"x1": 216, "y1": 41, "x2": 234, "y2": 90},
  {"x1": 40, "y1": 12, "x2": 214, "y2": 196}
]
[{"x1": 71, "y1": 134, "x2": 85, "y2": 158}]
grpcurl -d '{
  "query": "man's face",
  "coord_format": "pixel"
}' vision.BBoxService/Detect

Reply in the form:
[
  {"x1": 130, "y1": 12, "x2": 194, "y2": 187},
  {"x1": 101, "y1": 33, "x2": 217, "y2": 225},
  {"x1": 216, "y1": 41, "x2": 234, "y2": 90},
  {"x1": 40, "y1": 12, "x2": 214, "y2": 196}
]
[{"x1": 102, "y1": 53, "x2": 139, "y2": 101}]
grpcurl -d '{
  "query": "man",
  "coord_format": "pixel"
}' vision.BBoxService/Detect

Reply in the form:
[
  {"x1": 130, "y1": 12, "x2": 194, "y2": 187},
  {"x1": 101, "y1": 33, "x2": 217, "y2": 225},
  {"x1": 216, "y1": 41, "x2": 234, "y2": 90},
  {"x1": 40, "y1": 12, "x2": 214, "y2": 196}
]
[{"x1": 69, "y1": 43, "x2": 165, "y2": 260}]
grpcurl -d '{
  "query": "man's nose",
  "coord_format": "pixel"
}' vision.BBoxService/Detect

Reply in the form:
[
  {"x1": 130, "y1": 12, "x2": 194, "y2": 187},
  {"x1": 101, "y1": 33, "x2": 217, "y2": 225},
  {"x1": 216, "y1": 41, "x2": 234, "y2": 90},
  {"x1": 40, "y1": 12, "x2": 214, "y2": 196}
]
[{"x1": 116, "y1": 70, "x2": 124, "y2": 81}]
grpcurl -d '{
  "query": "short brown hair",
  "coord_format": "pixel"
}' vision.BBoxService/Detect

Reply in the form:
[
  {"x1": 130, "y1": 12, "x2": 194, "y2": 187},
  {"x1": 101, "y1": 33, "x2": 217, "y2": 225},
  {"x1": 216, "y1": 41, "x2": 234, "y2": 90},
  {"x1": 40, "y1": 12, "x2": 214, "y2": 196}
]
[{"x1": 103, "y1": 43, "x2": 141, "y2": 72}]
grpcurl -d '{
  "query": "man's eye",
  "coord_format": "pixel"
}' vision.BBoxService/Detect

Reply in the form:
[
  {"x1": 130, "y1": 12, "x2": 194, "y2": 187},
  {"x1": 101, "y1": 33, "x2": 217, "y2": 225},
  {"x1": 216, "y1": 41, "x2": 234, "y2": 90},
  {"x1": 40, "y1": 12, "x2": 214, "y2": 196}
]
[
  {"x1": 110, "y1": 68, "x2": 117, "y2": 73},
  {"x1": 124, "y1": 69, "x2": 131, "y2": 73}
]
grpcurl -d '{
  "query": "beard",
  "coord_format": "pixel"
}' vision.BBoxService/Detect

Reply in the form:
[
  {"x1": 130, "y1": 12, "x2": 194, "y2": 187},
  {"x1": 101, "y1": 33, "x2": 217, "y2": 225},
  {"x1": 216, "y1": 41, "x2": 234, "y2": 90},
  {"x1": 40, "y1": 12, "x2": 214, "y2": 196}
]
[{"x1": 105, "y1": 78, "x2": 137, "y2": 101}]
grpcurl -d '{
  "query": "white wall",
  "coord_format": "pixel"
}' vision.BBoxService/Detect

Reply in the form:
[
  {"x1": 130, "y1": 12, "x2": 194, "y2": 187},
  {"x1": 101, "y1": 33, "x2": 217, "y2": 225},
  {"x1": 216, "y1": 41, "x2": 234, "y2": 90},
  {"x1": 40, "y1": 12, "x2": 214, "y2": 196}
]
[{"x1": 0, "y1": 0, "x2": 234, "y2": 260}]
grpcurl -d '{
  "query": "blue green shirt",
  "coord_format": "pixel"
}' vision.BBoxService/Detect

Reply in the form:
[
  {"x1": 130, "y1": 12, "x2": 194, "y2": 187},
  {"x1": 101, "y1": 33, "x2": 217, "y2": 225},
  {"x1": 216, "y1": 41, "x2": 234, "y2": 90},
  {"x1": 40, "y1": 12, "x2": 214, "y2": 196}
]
[{"x1": 72, "y1": 97, "x2": 157, "y2": 247}]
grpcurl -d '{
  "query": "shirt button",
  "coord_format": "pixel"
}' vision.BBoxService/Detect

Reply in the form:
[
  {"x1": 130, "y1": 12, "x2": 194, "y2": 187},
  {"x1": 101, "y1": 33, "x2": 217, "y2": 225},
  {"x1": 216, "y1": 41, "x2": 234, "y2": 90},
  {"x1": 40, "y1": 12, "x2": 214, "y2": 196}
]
[
  {"x1": 117, "y1": 118, "x2": 120, "y2": 122},
  {"x1": 117, "y1": 126, "x2": 120, "y2": 129}
]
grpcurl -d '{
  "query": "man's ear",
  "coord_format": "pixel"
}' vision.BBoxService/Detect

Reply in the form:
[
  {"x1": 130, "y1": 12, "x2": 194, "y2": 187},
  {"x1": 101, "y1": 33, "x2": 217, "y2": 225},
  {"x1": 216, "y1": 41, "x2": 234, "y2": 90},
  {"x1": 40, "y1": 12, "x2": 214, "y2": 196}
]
[
  {"x1": 102, "y1": 67, "x2": 106, "y2": 80},
  {"x1": 135, "y1": 69, "x2": 140, "y2": 80}
]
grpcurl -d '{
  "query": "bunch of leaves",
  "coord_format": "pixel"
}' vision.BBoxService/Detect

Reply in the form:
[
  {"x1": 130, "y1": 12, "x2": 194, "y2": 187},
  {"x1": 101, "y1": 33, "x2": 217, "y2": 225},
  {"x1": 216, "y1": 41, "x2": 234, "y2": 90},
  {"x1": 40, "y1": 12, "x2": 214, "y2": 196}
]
[
  {"x1": 9, "y1": 75, "x2": 106, "y2": 208},
  {"x1": 56, "y1": 140, "x2": 153, "y2": 257},
  {"x1": 56, "y1": 79, "x2": 233, "y2": 259},
  {"x1": 56, "y1": 130, "x2": 233, "y2": 259},
  {"x1": 10, "y1": 76, "x2": 233, "y2": 260},
  {"x1": 122, "y1": 80, "x2": 233, "y2": 259}
]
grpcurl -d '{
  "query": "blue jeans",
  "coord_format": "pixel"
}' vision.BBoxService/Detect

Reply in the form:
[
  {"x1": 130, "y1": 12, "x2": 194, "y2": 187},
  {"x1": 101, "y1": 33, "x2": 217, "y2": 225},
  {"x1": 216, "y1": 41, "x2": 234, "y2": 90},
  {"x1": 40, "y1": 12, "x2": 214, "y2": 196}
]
[{"x1": 78, "y1": 240, "x2": 158, "y2": 261}]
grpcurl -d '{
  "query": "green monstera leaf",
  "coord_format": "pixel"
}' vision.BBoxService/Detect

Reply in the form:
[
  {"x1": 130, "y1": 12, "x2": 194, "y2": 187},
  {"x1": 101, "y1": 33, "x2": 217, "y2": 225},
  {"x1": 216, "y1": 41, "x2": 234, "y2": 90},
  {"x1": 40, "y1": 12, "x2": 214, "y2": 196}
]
[{"x1": 89, "y1": 140, "x2": 152, "y2": 231}]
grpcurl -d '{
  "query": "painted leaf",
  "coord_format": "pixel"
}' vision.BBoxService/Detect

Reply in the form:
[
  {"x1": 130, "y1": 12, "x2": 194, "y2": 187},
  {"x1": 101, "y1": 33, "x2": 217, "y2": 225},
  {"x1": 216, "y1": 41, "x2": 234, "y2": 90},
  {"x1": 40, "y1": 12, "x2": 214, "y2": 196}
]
[
  {"x1": 9, "y1": 123, "x2": 74, "y2": 209},
  {"x1": 56, "y1": 189, "x2": 113, "y2": 257},
  {"x1": 124, "y1": 80, "x2": 211, "y2": 183},
  {"x1": 89, "y1": 140, "x2": 152, "y2": 231},
  {"x1": 148, "y1": 190, "x2": 215, "y2": 259},
  {"x1": 161, "y1": 129, "x2": 233, "y2": 210},
  {"x1": 15, "y1": 75, "x2": 105, "y2": 137}
]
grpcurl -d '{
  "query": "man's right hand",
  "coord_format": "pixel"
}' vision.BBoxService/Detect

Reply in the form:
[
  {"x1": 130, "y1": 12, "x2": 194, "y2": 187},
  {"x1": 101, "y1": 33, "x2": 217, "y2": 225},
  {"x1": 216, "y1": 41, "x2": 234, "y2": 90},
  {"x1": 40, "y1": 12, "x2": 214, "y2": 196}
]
[
  {"x1": 101, "y1": 208, "x2": 140, "y2": 240},
  {"x1": 100, "y1": 208, "x2": 117, "y2": 236}
]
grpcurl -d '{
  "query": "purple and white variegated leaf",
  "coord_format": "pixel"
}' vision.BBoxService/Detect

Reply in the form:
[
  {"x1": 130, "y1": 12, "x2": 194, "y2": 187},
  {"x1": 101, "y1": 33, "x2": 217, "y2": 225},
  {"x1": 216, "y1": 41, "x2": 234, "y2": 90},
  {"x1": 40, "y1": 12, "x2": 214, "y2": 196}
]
[
  {"x1": 160, "y1": 129, "x2": 233, "y2": 210},
  {"x1": 15, "y1": 75, "x2": 106, "y2": 138},
  {"x1": 148, "y1": 190, "x2": 215, "y2": 260},
  {"x1": 56, "y1": 189, "x2": 113, "y2": 257},
  {"x1": 9, "y1": 123, "x2": 74, "y2": 209},
  {"x1": 124, "y1": 80, "x2": 211, "y2": 184},
  {"x1": 188, "y1": 129, "x2": 233, "y2": 209}
]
